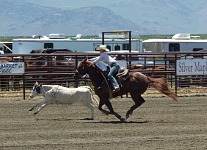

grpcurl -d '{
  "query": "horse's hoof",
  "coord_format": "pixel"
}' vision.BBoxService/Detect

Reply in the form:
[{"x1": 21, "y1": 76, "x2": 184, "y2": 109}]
[
  {"x1": 120, "y1": 118, "x2": 126, "y2": 122},
  {"x1": 84, "y1": 118, "x2": 94, "y2": 120},
  {"x1": 126, "y1": 114, "x2": 130, "y2": 120},
  {"x1": 126, "y1": 111, "x2": 132, "y2": 120}
]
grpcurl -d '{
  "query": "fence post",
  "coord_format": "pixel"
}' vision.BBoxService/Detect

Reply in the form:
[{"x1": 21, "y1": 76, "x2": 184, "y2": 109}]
[
  {"x1": 75, "y1": 55, "x2": 79, "y2": 87},
  {"x1": 175, "y1": 53, "x2": 178, "y2": 95},
  {"x1": 22, "y1": 56, "x2": 26, "y2": 100}
]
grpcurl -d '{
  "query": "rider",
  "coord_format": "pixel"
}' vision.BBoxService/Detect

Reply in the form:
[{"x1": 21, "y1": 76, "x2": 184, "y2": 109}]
[{"x1": 90, "y1": 44, "x2": 120, "y2": 92}]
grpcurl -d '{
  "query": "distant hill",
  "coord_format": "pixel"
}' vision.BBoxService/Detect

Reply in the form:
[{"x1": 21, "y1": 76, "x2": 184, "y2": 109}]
[{"x1": 0, "y1": 0, "x2": 207, "y2": 36}]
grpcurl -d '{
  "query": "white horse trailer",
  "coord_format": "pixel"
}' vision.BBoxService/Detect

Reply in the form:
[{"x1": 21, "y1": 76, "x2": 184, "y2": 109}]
[
  {"x1": 12, "y1": 33, "x2": 142, "y2": 54},
  {"x1": 142, "y1": 33, "x2": 207, "y2": 53}
]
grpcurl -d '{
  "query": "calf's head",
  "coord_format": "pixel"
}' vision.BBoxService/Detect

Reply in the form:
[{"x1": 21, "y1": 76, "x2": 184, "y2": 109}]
[{"x1": 30, "y1": 82, "x2": 43, "y2": 98}]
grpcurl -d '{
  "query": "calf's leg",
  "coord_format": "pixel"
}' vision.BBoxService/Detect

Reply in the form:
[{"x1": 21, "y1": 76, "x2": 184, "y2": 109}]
[
  {"x1": 29, "y1": 99, "x2": 46, "y2": 111},
  {"x1": 29, "y1": 99, "x2": 49, "y2": 115},
  {"x1": 34, "y1": 103, "x2": 48, "y2": 115},
  {"x1": 81, "y1": 98, "x2": 95, "y2": 120}
]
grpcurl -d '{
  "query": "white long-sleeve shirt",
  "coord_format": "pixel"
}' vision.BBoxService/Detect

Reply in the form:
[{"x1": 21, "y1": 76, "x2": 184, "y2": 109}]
[{"x1": 90, "y1": 52, "x2": 117, "y2": 66}]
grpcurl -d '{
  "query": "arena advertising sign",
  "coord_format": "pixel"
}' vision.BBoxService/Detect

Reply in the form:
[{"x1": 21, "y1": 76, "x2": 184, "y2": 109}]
[
  {"x1": 176, "y1": 59, "x2": 207, "y2": 75},
  {"x1": 0, "y1": 62, "x2": 24, "y2": 74}
]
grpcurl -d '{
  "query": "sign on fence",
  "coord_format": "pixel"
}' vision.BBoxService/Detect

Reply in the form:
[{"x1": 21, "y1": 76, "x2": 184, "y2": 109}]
[
  {"x1": 176, "y1": 59, "x2": 207, "y2": 75},
  {"x1": 0, "y1": 62, "x2": 25, "y2": 74}
]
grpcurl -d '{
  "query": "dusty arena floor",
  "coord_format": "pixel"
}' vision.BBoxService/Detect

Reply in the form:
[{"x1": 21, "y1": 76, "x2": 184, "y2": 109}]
[{"x1": 0, "y1": 95, "x2": 207, "y2": 150}]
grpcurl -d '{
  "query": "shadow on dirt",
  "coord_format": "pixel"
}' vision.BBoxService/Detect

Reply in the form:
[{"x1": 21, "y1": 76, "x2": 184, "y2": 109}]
[
  {"x1": 34, "y1": 118, "x2": 149, "y2": 124},
  {"x1": 84, "y1": 120, "x2": 149, "y2": 124},
  {"x1": 35, "y1": 118, "x2": 84, "y2": 121}
]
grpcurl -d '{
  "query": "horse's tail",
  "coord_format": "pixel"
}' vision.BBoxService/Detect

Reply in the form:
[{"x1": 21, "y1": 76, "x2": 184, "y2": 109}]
[{"x1": 147, "y1": 76, "x2": 178, "y2": 101}]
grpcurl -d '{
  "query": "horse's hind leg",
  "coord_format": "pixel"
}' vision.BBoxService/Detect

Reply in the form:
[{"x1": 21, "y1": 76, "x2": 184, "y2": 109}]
[{"x1": 126, "y1": 94, "x2": 145, "y2": 120}]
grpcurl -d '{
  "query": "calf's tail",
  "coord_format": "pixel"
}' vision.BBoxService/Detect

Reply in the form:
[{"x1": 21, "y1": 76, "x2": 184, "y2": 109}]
[
  {"x1": 91, "y1": 94, "x2": 100, "y2": 107},
  {"x1": 83, "y1": 86, "x2": 99, "y2": 107}
]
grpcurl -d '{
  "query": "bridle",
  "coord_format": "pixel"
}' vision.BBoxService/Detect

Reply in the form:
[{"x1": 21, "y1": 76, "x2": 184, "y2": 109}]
[{"x1": 78, "y1": 61, "x2": 112, "y2": 97}]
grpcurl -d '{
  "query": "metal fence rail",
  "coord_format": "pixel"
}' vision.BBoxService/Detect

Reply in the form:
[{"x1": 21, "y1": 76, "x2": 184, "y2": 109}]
[{"x1": 0, "y1": 52, "x2": 207, "y2": 99}]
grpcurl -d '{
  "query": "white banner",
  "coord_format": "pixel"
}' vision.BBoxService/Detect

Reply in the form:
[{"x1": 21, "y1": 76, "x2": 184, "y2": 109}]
[
  {"x1": 0, "y1": 62, "x2": 25, "y2": 74},
  {"x1": 176, "y1": 59, "x2": 207, "y2": 75}
]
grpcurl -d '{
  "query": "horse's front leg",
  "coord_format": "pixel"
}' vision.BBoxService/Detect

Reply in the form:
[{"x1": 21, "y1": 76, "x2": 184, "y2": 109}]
[
  {"x1": 98, "y1": 100, "x2": 111, "y2": 115},
  {"x1": 103, "y1": 100, "x2": 125, "y2": 122}
]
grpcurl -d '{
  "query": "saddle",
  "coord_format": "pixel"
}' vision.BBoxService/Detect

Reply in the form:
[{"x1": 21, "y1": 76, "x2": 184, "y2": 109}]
[
  {"x1": 116, "y1": 67, "x2": 130, "y2": 82},
  {"x1": 98, "y1": 67, "x2": 130, "y2": 84},
  {"x1": 96, "y1": 66, "x2": 129, "y2": 93}
]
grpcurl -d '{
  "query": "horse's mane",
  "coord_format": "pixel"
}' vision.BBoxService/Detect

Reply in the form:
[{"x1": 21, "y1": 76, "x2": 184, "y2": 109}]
[
  {"x1": 83, "y1": 60, "x2": 109, "y2": 88},
  {"x1": 83, "y1": 60, "x2": 112, "y2": 98}
]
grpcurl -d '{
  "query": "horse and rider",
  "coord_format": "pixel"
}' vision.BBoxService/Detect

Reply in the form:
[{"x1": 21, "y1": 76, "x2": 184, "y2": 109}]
[{"x1": 77, "y1": 45, "x2": 177, "y2": 121}]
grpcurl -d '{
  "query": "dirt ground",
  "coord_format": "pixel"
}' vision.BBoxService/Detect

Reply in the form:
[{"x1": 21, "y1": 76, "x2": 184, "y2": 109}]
[{"x1": 0, "y1": 95, "x2": 207, "y2": 150}]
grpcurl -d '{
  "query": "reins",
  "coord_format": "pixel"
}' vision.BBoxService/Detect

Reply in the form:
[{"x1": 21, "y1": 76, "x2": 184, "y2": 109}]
[{"x1": 95, "y1": 65, "x2": 113, "y2": 99}]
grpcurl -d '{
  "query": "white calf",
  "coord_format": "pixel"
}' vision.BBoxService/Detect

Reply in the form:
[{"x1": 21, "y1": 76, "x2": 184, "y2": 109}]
[{"x1": 29, "y1": 82, "x2": 99, "y2": 120}]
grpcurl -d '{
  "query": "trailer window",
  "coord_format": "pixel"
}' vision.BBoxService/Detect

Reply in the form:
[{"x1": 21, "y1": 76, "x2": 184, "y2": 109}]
[
  {"x1": 193, "y1": 48, "x2": 203, "y2": 52},
  {"x1": 107, "y1": 45, "x2": 111, "y2": 51},
  {"x1": 169, "y1": 43, "x2": 180, "y2": 52},
  {"x1": 193, "y1": 48, "x2": 203, "y2": 58},
  {"x1": 143, "y1": 42, "x2": 164, "y2": 52},
  {"x1": 115, "y1": 45, "x2": 121, "y2": 51},
  {"x1": 44, "y1": 43, "x2": 53, "y2": 49},
  {"x1": 123, "y1": 44, "x2": 129, "y2": 50}
]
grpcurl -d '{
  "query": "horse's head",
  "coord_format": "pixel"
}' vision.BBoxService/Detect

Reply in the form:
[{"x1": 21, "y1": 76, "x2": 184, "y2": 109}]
[
  {"x1": 29, "y1": 82, "x2": 45, "y2": 98},
  {"x1": 77, "y1": 58, "x2": 109, "y2": 91},
  {"x1": 77, "y1": 58, "x2": 95, "y2": 76}
]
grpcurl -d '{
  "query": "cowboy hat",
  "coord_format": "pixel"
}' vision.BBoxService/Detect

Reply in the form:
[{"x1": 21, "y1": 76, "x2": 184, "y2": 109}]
[{"x1": 96, "y1": 45, "x2": 109, "y2": 52}]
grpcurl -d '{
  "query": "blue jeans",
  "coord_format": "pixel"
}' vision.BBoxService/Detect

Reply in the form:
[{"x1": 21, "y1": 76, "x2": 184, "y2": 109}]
[{"x1": 108, "y1": 63, "x2": 120, "y2": 89}]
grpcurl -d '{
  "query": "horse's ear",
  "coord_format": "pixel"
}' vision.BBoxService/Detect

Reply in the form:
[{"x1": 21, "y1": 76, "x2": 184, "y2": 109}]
[
  {"x1": 83, "y1": 57, "x2": 88, "y2": 62},
  {"x1": 35, "y1": 81, "x2": 38, "y2": 85},
  {"x1": 88, "y1": 62, "x2": 95, "y2": 67}
]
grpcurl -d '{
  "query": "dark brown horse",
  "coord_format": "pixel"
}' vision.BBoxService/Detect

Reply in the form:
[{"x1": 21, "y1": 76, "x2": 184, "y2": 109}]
[{"x1": 77, "y1": 58, "x2": 177, "y2": 122}]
